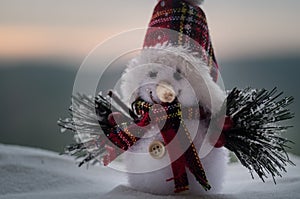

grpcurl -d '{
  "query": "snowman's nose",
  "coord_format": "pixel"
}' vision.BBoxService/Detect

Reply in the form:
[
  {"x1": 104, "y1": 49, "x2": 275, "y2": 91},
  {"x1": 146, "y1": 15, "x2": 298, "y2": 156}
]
[{"x1": 156, "y1": 81, "x2": 176, "y2": 103}]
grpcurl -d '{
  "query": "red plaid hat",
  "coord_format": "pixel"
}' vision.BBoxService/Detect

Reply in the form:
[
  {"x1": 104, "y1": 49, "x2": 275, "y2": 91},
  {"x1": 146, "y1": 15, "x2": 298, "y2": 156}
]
[{"x1": 144, "y1": 0, "x2": 218, "y2": 81}]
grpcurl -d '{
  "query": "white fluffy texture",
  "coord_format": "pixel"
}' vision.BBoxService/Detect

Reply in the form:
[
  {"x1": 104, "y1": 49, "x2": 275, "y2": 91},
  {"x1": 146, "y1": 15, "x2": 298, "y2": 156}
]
[
  {"x1": 120, "y1": 44, "x2": 227, "y2": 194},
  {"x1": 1, "y1": 144, "x2": 300, "y2": 199},
  {"x1": 121, "y1": 44, "x2": 226, "y2": 115}
]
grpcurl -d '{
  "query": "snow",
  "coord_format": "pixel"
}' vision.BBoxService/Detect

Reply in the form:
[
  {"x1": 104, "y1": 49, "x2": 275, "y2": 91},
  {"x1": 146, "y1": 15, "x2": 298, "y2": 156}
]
[{"x1": 1, "y1": 144, "x2": 300, "y2": 199}]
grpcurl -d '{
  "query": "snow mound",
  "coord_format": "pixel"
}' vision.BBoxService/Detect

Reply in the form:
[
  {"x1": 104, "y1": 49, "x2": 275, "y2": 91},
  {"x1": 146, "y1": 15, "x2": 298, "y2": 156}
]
[{"x1": 0, "y1": 144, "x2": 299, "y2": 199}]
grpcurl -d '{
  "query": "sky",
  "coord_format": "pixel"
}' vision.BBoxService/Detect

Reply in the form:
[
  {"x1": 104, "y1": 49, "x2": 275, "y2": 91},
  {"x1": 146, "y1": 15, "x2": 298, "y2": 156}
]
[{"x1": 0, "y1": 0, "x2": 300, "y2": 61}]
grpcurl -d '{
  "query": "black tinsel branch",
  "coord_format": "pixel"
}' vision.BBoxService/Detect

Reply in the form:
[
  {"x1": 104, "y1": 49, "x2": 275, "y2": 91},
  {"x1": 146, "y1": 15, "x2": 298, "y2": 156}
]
[
  {"x1": 58, "y1": 93, "x2": 113, "y2": 166},
  {"x1": 224, "y1": 87, "x2": 295, "y2": 183}
]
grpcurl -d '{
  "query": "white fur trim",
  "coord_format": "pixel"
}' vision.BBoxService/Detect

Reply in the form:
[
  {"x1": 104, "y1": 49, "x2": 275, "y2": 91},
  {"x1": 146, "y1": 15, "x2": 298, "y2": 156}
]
[{"x1": 120, "y1": 44, "x2": 225, "y2": 115}]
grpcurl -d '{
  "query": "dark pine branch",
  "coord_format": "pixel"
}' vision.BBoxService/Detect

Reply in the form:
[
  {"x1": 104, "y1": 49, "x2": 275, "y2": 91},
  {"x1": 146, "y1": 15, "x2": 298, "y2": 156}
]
[{"x1": 224, "y1": 87, "x2": 295, "y2": 183}]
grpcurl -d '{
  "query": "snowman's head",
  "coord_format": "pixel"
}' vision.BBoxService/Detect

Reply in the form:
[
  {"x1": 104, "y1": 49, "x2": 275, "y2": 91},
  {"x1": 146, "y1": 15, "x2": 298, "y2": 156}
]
[{"x1": 120, "y1": 44, "x2": 225, "y2": 115}]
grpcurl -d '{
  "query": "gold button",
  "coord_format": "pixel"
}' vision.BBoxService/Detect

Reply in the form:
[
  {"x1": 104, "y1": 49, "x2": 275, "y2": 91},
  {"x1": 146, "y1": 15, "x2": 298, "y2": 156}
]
[{"x1": 149, "y1": 140, "x2": 166, "y2": 159}]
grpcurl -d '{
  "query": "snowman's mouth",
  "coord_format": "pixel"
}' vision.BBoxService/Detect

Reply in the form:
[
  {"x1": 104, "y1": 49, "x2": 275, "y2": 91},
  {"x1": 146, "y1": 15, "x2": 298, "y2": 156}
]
[{"x1": 149, "y1": 91, "x2": 159, "y2": 104}]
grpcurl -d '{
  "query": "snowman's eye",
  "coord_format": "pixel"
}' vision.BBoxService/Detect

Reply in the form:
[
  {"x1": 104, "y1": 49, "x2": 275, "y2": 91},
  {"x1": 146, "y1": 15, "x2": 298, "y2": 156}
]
[
  {"x1": 149, "y1": 71, "x2": 158, "y2": 79},
  {"x1": 173, "y1": 69, "x2": 182, "y2": 81}
]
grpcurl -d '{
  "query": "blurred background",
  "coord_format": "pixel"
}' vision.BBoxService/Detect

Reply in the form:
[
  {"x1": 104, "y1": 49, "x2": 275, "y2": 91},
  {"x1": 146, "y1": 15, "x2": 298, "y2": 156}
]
[{"x1": 0, "y1": 0, "x2": 299, "y2": 155}]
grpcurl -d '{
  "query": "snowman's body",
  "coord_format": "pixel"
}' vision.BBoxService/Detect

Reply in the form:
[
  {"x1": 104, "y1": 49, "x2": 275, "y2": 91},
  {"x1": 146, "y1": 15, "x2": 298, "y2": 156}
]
[
  {"x1": 120, "y1": 44, "x2": 228, "y2": 195},
  {"x1": 125, "y1": 121, "x2": 228, "y2": 195}
]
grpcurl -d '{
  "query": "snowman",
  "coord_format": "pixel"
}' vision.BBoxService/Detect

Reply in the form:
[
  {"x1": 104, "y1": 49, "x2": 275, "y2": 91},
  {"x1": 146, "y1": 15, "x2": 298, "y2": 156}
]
[
  {"x1": 58, "y1": 0, "x2": 294, "y2": 196},
  {"x1": 120, "y1": 47, "x2": 227, "y2": 194},
  {"x1": 116, "y1": 0, "x2": 229, "y2": 194}
]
